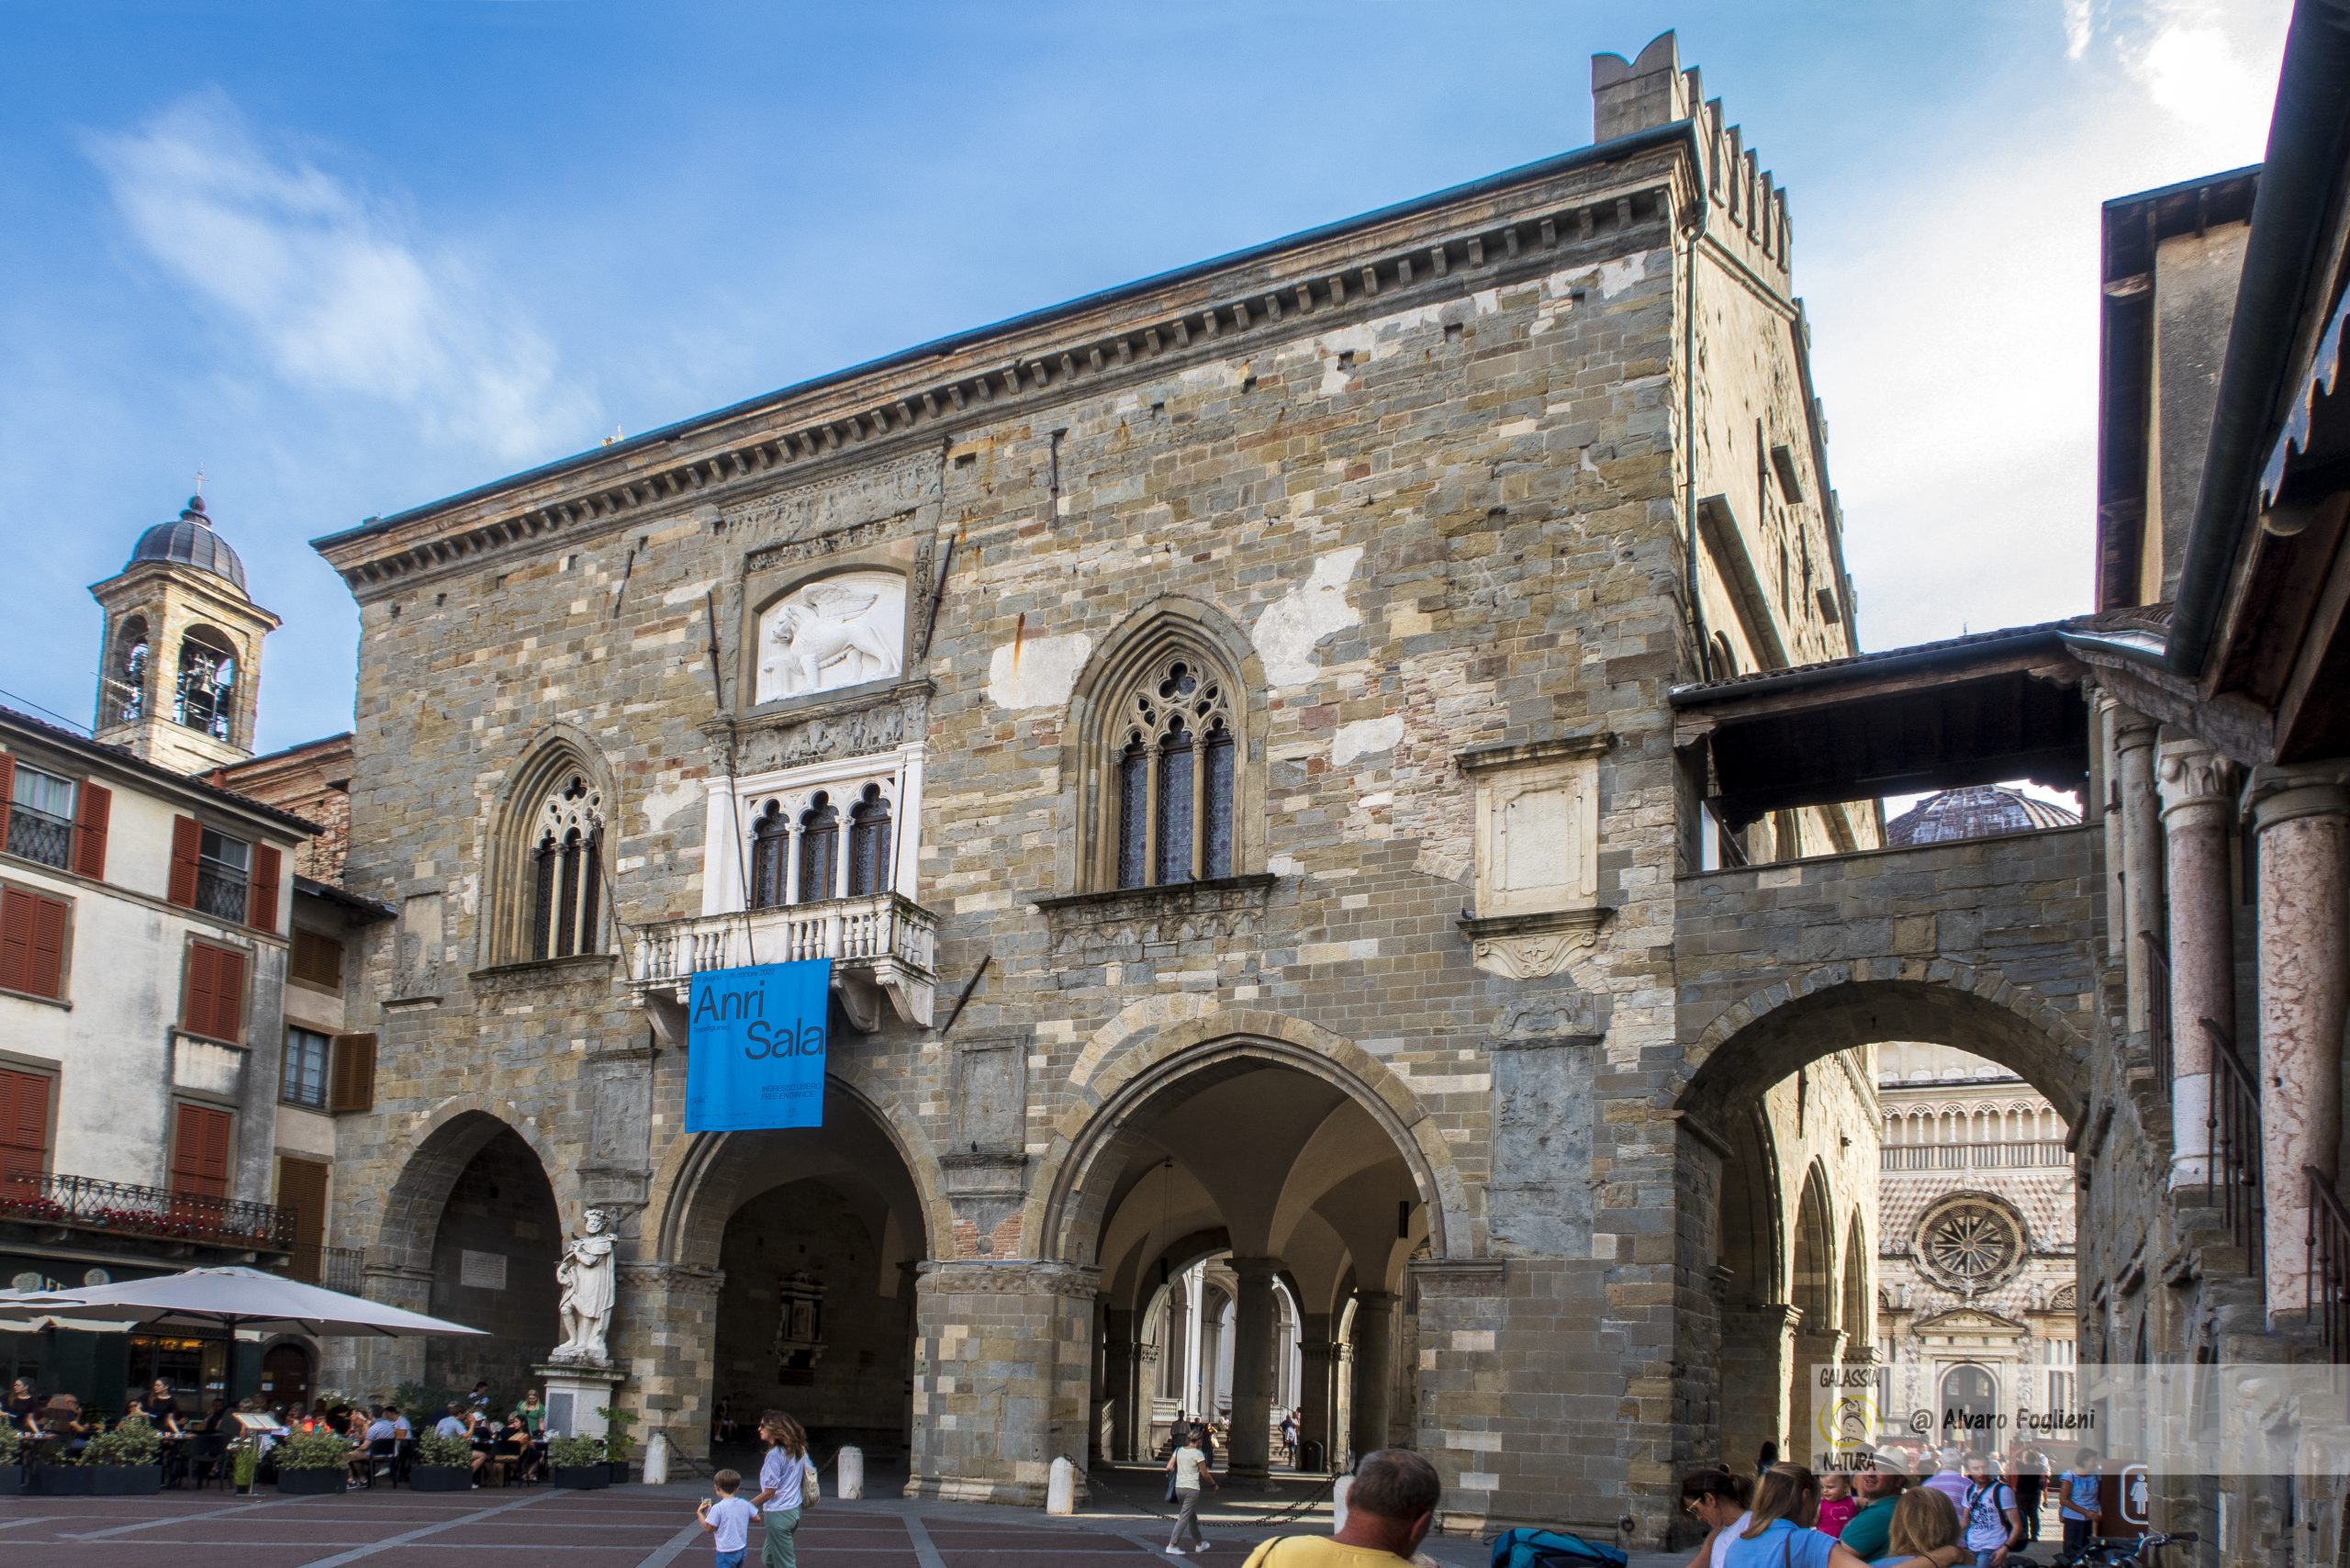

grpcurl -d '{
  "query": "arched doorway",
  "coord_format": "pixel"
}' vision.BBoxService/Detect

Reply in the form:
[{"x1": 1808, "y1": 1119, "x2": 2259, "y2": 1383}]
[
  {"x1": 1049, "y1": 1042, "x2": 1440, "y2": 1485},
  {"x1": 1940, "y1": 1363, "x2": 1998, "y2": 1452},
  {"x1": 259, "y1": 1342, "x2": 312, "y2": 1415},
  {"x1": 658, "y1": 1083, "x2": 930, "y2": 1469}
]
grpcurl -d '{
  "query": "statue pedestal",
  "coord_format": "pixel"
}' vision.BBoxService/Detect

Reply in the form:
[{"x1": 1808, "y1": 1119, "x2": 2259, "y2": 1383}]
[{"x1": 535, "y1": 1361, "x2": 622, "y2": 1440}]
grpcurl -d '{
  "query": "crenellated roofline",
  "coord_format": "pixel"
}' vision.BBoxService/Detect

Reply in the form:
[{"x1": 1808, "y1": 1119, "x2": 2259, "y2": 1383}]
[{"x1": 311, "y1": 120, "x2": 1707, "y2": 599}]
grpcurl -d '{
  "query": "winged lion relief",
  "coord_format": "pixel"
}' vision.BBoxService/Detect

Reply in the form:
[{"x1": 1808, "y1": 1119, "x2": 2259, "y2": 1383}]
[{"x1": 755, "y1": 569, "x2": 907, "y2": 703}]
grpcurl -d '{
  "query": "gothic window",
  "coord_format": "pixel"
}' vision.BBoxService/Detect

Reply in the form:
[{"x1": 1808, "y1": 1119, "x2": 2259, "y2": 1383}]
[
  {"x1": 750, "y1": 801, "x2": 790, "y2": 911},
  {"x1": 174, "y1": 627, "x2": 239, "y2": 743},
  {"x1": 111, "y1": 617, "x2": 150, "y2": 724},
  {"x1": 1115, "y1": 657, "x2": 1236, "y2": 889},
  {"x1": 526, "y1": 775, "x2": 604, "y2": 961},
  {"x1": 797, "y1": 792, "x2": 839, "y2": 906},
  {"x1": 847, "y1": 784, "x2": 891, "y2": 897}
]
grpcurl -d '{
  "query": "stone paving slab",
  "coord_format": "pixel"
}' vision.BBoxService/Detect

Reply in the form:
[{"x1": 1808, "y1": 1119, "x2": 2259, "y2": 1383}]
[{"x1": 0, "y1": 1481, "x2": 1688, "y2": 1567}]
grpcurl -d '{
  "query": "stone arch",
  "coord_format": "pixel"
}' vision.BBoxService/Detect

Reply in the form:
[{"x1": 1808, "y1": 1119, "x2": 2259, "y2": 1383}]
[
  {"x1": 1058, "y1": 595, "x2": 1270, "y2": 895},
  {"x1": 1026, "y1": 1007, "x2": 1470, "y2": 1265},
  {"x1": 372, "y1": 1102, "x2": 574, "y2": 1273},
  {"x1": 1679, "y1": 966, "x2": 2089, "y2": 1128},
  {"x1": 478, "y1": 724, "x2": 621, "y2": 967},
  {"x1": 1792, "y1": 1161, "x2": 1837, "y2": 1334},
  {"x1": 647, "y1": 1071, "x2": 952, "y2": 1268},
  {"x1": 1841, "y1": 1207, "x2": 1871, "y2": 1346}
]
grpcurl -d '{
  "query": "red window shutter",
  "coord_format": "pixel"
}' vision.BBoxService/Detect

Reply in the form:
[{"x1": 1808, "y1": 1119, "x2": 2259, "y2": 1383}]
[
  {"x1": 72, "y1": 781, "x2": 110, "y2": 880},
  {"x1": 0, "y1": 1068, "x2": 50, "y2": 1189},
  {"x1": 0, "y1": 754, "x2": 14, "y2": 851},
  {"x1": 0, "y1": 889, "x2": 29, "y2": 995},
  {"x1": 330, "y1": 1033, "x2": 378, "y2": 1114},
  {"x1": 248, "y1": 844, "x2": 281, "y2": 933},
  {"x1": 171, "y1": 1103, "x2": 233, "y2": 1200},
  {"x1": 25, "y1": 893, "x2": 65, "y2": 1000},
  {"x1": 168, "y1": 815, "x2": 202, "y2": 908},
  {"x1": 182, "y1": 942, "x2": 217, "y2": 1035},
  {"x1": 211, "y1": 946, "x2": 247, "y2": 1041}
]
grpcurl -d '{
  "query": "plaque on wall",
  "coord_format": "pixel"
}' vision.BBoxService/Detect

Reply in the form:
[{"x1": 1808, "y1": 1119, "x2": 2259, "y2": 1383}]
[{"x1": 460, "y1": 1249, "x2": 509, "y2": 1291}]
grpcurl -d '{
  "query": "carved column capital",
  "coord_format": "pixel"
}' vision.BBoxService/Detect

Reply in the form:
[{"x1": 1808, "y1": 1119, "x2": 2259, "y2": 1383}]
[
  {"x1": 2156, "y1": 737, "x2": 2239, "y2": 830},
  {"x1": 2100, "y1": 695, "x2": 2160, "y2": 751},
  {"x1": 2245, "y1": 763, "x2": 2350, "y2": 833}
]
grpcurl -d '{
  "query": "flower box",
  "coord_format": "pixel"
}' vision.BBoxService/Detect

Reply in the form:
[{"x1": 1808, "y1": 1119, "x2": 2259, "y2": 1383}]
[
  {"x1": 410, "y1": 1466, "x2": 471, "y2": 1492},
  {"x1": 88, "y1": 1465, "x2": 162, "y2": 1495},
  {"x1": 277, "y1": 1467, "x2": 344, "y2": 1495},
  {"x1": 552, "y1": 1464, "x2": 608, "y2": 1490},
  {"x1": 32, "y1": 1466, "x2": 94, "y2": 1495}
]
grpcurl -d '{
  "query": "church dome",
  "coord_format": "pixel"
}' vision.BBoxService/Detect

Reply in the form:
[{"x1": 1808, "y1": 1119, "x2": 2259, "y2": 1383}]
[
  {"x1": 1886, "y1": 784, "x2": 2079, "y2": 846},
  {"x1": 129, "y1": 497, "x2": 247, "y2": 591}
]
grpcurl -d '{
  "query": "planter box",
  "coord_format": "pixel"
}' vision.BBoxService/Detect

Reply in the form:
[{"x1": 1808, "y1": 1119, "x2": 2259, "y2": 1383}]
[
  {"x1": 607, "y1": 1461, "x2": 633, "y2": 1484},
  {"x1": 32, "y1": 1466, "x2": 94, "y2": 1495},
  {"x1": 276, "y1": 1467, "x2": 345, "y2": 1495},
  {"x1": 552, "y1": 1464, "x2": 608, "y2": 1490},
  {"x1": 410, "y1": 1466, "x2": 471, "y2": 1492},
  {"x1": 87, "y1": 1466, "x2": 162, "y2": 1495},
  {"x1": 0, "y1": 1464, "x2": 20, "y2": 1495}
]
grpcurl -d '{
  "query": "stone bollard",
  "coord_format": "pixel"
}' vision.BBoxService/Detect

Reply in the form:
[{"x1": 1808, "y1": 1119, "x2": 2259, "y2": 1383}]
[
  {"x1": 1332, "y1": 1473, "x2": 1352, "y2": 1533},
  {"x1": 641, "y1": 1431, "x2": 669, "y2": 1486},
  {"x1": 1046, "y1": 1455, "x2": 1077, "y2": 1516},
  {"x1": 836, "y1": 1444, "x2": 865, "y2": 1501}
]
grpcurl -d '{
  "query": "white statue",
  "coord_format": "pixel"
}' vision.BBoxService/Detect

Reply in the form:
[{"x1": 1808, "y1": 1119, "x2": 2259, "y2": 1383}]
[
  {"x1": 756, "y1": 573, "x2": 904, "y2": 701},
  {"x1": 552, "y1": 1207, "x2": 617, "y2": 1365}
]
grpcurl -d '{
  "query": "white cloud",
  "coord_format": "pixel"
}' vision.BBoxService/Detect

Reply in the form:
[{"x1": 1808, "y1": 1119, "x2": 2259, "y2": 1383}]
[
  {"x1": 88, "y1": 93, "x2": 592, "y2": 464},
  {"x1": 1801, "y1": 0, "x2": 2288, "y2": 651}
]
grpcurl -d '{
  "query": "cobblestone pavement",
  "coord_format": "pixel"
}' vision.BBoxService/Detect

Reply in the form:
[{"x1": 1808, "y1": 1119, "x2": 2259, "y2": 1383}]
[{"x1": 0, "y1": 1477, "x2": 1684, "y2": 1567}]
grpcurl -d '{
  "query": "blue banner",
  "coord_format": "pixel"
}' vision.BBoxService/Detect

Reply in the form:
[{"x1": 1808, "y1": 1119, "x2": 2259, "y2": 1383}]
[{"x1": 684, "y1": 959, "x2": 832, "y2": 1132}]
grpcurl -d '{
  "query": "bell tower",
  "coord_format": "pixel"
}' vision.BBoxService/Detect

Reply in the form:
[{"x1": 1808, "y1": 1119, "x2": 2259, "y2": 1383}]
[{"x1": 90, "y1": 495, "x2": 280, "y2": 775}]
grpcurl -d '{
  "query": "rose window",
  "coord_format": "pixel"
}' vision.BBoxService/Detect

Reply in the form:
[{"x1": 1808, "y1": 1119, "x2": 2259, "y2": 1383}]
[{"x1": 1913, "y1": 1196, "x2": 2026, "y2": 1294}]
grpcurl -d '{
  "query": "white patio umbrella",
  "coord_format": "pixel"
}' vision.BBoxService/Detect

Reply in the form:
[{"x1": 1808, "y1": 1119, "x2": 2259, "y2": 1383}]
[{"x1": 0, "y1": 1265, "x2": 486, "y2": 1339}]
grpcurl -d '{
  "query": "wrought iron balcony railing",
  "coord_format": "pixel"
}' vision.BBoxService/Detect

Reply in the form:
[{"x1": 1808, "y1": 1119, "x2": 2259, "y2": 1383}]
[
  {"x1": 4, "y1": 805, "x2": 73, "y2": 871},
  {"x1": 0, "y1": 1170, "x2": 294, "y2": 1251},
  {"x1": 629, "y1": 890, "x2": 938, "y2": 1030},
  {"x1": 194, "y1": 863, "x2": 248, "y2": 924},
  {"x1": 274, "y1": 1242, "x2": 365, "y2": 1294}
]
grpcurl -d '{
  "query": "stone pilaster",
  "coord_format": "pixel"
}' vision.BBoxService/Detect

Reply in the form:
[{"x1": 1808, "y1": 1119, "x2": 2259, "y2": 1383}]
[
  {"x1": 908, "y1": 1260, "x2": 1098, "y2": 1505},
  {"x1": 2157, "y1": 735, "x2": 2239, "y2": 1186},
  {"x1": 1099, "y1": 1309, "x2": 1137, "y2": 1462},
  {"x1": 343, "y1": 1262, "x2": 433, "y2": 1397},
  {"x1": 2247, "y1": 765, "x2": 2350, "y2": 1323},
  {"x1": 1296, "y1": 1321, "x2": 1336, "y2": 1470},
  {"x1": 613, "y1": 1260, "x2": 724, "y2": 1461},
  {"x1": 1718, "y1": 1302, "x2": 1798, "y2": 1473}
]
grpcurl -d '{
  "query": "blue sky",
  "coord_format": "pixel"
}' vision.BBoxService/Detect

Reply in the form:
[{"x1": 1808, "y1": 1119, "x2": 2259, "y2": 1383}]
[{"x1": 0, "y1": 1, "x2": 2291, "y2": 752}]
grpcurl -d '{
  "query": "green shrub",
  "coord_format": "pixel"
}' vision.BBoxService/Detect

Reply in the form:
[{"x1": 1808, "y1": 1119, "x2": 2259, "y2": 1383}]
[
  {"x1": 273, "y1": 1428, "x2": 358, "y2": 1471},
  {"x1": 0, "y1": 1424, "x2": 19, "y2": 1463},
  {"x1": 546, "y1": 1435, "x2": 603, "y2": 1469},
  {"x1": 597, "y1": 1406, "x2": 637, "y2": 1463},
  {"x1": 393, "y1": 1381, "x2": 462, "y2": 1427},
  {"x1": 84, "y1": 1414, "x2": 162, "y2": 1467},
  {"x1": 231, "y1": 1440, "x2": 261, "y2": 1488},
  {"x1": 415, "y1": 1431, "x2": 474, "y2": 1469}
]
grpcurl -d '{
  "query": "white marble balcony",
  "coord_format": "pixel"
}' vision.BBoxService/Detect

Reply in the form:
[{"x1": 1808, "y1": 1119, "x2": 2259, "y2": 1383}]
[{"x1": 628, "y1": 890, "x2": 937, "y2": 1032}]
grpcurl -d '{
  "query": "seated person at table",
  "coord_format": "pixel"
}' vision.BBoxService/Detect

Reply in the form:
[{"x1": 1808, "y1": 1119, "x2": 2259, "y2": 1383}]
[
  {"x1": 39, "y1": 1394, "x2": 90, "y2": 1456},
  {"x1": 7, "y1": 1378, "x2": 39, "y2": 1437},
  {"x1": 196, "y1": 1397, "x2": 230, "y2": 1436},
  {"x1": 498, "y1": 1412, "x2": 539, "y2": 1481},
  {"x1": 433, "y1": 1404, "x2": 489, "y2": 1480},
  {"x1": 364, "y1": 1406, "x2": 399, "y2": 1445},
  {"x1": 390, "y1": 1405, "x2": 413, "y2": 1439}
]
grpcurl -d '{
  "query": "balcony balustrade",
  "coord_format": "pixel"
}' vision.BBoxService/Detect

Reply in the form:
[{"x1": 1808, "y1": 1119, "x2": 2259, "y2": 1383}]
[
  {"x1": 1880, "y1": 1140, "x2": 2074, "y2": 1171},
  {"x1": 629, "y1": 889, "x2": 937, "y2": 1032},
  {"x1": 1, "y1": 1170, "x2": 293, "y2": 1253}
]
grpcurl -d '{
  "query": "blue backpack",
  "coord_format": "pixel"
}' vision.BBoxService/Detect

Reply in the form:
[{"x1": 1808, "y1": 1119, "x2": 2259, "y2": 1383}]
[{"x1": 1489, "y1": 1526, "x2": 1628, "y2": 1568}]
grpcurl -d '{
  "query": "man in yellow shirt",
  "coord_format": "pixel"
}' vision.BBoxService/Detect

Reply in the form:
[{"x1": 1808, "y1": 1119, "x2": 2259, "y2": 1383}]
[{"x1": 1243, "y1": 1450, "x2": 1441, "y2": 1567}]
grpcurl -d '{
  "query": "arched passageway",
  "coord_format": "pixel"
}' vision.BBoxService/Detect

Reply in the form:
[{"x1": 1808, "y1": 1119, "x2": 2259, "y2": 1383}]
[
  {"x1": 657, "y1": 1083, "x2": 930, "y2": 1465},
  {"x1": 1058, "y1": 1045, "x2": 1437, "y2": 1484},
  {"x1": 423, "y1": 1123, "x2": 564, "y2": 1396},
  {"x1": 1677, "y1": 977, "x2": 2085, "y2": 1478}
]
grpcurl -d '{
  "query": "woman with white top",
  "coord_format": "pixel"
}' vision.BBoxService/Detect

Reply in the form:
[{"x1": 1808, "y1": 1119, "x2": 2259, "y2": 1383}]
[
  {"x1": 1164, "y1": 1424, "x2": 1220, "y2": 1556},
  {"x1": 750, "y1": 1410, "x2": 818, "y2": 1568},
  {"x1": 1680, "y1": 1467, "x2": 1756, "y2": 1568}
]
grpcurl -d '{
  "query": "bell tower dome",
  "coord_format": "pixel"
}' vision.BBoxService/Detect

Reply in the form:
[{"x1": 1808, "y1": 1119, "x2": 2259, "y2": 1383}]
[{"x1": 90, "y1": 494, "x2": 281, "y2": 774}]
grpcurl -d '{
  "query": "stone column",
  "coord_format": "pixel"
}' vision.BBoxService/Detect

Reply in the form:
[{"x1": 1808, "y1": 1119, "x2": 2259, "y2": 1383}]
[
  {"x1": 1296, "y1": 1317, "x2": 1335, "y2": 1470},
  {"x1": 2248, "y1": 766, "x2": 2350, "y2": 1322},
  {"x1": 1348, "y1": 1291, "x2": 1396, "y2": 1463},
  {"x1": 2111, "y1": 705, "x2": 2165, "y2": 1034},
  {"x1": 1226, "y1": 1259, "x2": 1278, "y2": 1485},
  {"x1": 1134, "y1": 1341, "x2": 1161, "y2": 1459},
  {"x1": 2158, "y1": 736, "x2": 2239, "y2": 1186},
  {"x1": 910, "y1": 1260, "x2": 1099, "y2": 1504},
  {"x1": 1100, "y1": 1309, "x2": 1136, "y2": 1462}
]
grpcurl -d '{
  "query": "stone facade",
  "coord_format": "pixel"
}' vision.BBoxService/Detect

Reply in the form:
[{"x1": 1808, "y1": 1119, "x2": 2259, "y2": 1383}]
[{"x1": 308, "y1": 32, "x2": 1900, "y2": 1541}]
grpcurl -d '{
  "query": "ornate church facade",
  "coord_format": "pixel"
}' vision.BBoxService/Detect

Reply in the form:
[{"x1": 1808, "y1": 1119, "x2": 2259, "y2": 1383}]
[{"x1": 309, "y1": 33, "x2": 1878, "y2": 1538}]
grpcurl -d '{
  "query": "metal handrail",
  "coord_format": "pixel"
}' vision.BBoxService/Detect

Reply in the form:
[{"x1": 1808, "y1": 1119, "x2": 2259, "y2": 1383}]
[
  {"x1": 2309, "y1": 1166, "x2": 2349, "y2": 1360},
  {"x1": 2141, "y1": 931, "x2": 2172, "y2": 1088},
  {"x1": 274, "y1": 1242, "x2": 365, "y2": 1294},
  {"x1": 2204, "y1": 1021, "x2": 2263, "y2": 1277},
  {"x1": 0, "y1": 1170, "x2": 294, "y2": 1249}
]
